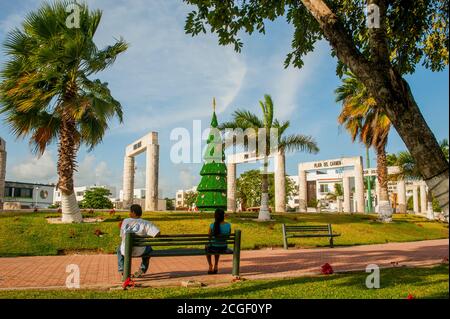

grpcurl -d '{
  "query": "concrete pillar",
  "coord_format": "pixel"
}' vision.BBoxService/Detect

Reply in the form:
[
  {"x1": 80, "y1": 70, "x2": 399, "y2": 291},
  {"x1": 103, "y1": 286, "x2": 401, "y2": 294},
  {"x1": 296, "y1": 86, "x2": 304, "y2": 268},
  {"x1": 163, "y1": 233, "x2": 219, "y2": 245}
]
[
  {"x1": 227, "y1": 162, "x2": 237, "y2": 212},
  {"x1": 145, "y1": 143, "x2": 159, "y2": 212},
  {"x1": 343, "y1": 176, "x2": 351, "y2": 213},
  {"x1": 337, "y1": 197, "x2": 343, "y2": 213},
  {"x1": 412, "y1": 186, "x2": 419, "y2": 214},
  {"x1": 354, "y1": 157, "x2": 365, "y2": 213},
  {"x1": 420, "y1": 182, "x2": 427, "y2": 214},
  {"x1": 427, "y1": 194, "x2": 435, "y2": 220},
  {"x1": 123, "y1": 156, "x2": 135, "y2": 209},
  {"x1": 397, "y1": 180, "x2": 407, "y2": 214},
  {"x1": 274, "y1": 151, "x2": 286, "y2": 213},
  {"x1": 298, "y1": 169, "x2": 307, "y2": 212},
  {"x1": 0, "y1": 138, "x2": 6, "y2": 210}
]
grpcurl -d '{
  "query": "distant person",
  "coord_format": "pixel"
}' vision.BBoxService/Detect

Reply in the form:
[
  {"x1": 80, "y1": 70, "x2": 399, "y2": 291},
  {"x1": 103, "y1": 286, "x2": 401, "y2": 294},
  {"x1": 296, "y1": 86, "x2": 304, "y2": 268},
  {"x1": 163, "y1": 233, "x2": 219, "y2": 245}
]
[
  {"x1": 117, "y1": 204, "x2": 160, "y2": 278},
  {"x1": 205, "y1": 208, "x2": 231, "y2": 274}
]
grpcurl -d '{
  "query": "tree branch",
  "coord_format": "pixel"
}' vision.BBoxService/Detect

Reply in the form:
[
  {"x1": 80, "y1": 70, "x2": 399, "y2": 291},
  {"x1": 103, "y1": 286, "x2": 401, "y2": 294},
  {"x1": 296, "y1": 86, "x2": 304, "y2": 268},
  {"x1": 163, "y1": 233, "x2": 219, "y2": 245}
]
[{"x1": 299, "y1": 0, "x2": 375, "y2": 82}]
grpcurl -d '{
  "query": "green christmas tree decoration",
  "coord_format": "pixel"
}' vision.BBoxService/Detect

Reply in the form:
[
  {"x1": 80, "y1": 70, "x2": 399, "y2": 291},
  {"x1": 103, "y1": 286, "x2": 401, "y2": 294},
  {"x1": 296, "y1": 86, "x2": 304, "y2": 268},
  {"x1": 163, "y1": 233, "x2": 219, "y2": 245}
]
[{"x1": 196, "y1": 98, "x2": 227, "y2": 212}]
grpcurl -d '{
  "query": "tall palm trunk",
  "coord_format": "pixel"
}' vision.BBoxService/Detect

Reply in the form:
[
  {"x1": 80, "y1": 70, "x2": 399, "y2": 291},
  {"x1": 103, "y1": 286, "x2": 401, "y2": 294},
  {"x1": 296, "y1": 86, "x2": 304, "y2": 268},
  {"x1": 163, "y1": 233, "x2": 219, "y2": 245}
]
[
  {"x1": 258, "y1": 156, "x2": 271, "y2": 221},
  {"x1": 58, "y1": 103, "x2": 82, "y2": 223},
  {"x1": 376, "y1": 145, "x2": 392, "y2": 222}
]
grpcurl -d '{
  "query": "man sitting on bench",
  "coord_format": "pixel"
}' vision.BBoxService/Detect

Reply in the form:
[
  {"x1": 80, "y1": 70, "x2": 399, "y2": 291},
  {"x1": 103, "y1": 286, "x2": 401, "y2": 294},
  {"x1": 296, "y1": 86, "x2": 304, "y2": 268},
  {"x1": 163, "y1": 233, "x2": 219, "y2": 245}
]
[{"x1": 117, "y1": 204, "x2": 160, "y2": 278}]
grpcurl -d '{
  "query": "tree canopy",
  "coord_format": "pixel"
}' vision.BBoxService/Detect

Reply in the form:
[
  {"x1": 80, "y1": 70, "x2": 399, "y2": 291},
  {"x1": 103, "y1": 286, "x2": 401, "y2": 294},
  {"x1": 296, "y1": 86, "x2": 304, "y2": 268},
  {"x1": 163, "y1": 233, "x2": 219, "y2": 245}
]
[
  {"x1": 236, "y1": 170, "x2": 297, "y2": 209},
  {"x1": 80, "y1": 187, "x2": 113, "y2": 209},
  {"x1": 183, "y1": 0, "x2": 448, "y2": 75}
]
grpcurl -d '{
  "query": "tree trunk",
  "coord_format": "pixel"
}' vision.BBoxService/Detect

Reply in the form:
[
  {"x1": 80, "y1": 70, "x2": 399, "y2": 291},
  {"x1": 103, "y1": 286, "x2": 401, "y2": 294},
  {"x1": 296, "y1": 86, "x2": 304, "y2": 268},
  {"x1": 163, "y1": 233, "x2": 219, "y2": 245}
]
[
  {"x1": 376, "y1": 145, "x2": 392, "y2": 222},
  {"x1": 258, "y1": 157, "x2": 271, "y2": 221},
  {"x1": 300, "y1": 0, "x2": 449, "y2": 218},
  {"x1": 58, "y1": 108, "x2": 82, "y2": 223}
]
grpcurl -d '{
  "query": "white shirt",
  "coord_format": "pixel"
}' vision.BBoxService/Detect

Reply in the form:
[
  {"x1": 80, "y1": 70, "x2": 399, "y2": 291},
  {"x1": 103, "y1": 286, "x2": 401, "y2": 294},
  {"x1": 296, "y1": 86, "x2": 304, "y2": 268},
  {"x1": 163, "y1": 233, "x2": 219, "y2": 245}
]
[{"x1": 120, "y1": 218, "x2": 160, "y2": 256}]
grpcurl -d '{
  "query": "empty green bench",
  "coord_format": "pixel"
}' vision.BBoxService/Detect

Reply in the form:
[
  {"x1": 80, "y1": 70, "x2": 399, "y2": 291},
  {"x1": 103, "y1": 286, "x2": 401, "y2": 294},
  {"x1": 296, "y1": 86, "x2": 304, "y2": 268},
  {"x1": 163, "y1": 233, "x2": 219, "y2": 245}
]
[
  {"x1": 282, "y1": 224, "x2": 340, "y2": 249},
  {"x1": 122, "y1": 230, "x2": 242, "y2": 281}
]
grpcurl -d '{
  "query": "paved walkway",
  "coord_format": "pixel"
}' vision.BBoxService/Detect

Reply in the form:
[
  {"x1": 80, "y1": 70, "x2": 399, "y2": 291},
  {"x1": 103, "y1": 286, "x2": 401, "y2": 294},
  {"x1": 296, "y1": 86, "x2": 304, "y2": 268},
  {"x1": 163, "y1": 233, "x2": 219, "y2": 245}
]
[{"x1": 0, "y1": 239, "x2": 448, "y2": 290}]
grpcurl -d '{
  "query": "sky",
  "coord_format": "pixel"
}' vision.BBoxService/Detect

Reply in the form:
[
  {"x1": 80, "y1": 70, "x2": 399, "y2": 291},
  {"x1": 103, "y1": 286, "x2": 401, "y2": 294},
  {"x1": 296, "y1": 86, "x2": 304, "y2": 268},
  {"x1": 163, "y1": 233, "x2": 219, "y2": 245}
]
[{"x1": 0, "y1": 0, "x2": 448, "y2": 198}]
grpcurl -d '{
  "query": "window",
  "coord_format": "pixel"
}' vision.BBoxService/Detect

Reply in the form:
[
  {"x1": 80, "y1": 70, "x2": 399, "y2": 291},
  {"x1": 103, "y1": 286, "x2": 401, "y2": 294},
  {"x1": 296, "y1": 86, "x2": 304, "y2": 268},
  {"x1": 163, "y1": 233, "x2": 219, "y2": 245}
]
[
  {"x1": 177, "y1": 194, "x2": 182, "y2": 198},
  {"x1": 18, "y1": 188, "x2": 33, "y2": 198},
  {"x1": 76, "y1": 192, "x2": 84, "y2": 197},
  {"x1": 319, "y1": 184, "x2": 329, "y2": 194},
  {"x1": 294, "y1": 199, "x2": 299, "y2": 204},
  {"x1": 40, "y1": 190, "x2": 49, "y2": 199},
  {"x1": 4, "y1": 187, "x2": 13, "y2": 197}
]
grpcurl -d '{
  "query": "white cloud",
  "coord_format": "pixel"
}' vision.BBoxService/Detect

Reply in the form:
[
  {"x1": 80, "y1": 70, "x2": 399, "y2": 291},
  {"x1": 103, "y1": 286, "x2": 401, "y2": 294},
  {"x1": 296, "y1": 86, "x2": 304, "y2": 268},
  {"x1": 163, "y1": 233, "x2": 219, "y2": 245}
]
[
  {"x1": 84, "y1": 0, "x2": 247, "y2": 133},
  {"x1": 250, "y1": 41, "x2": 330, "y2": 121},
  {"x1": 179, "y1": 167, "x2": 198, "y2": 189},
  {"x1": 74, "y1": 154, "x2": 116, "y2": 187},
  {"x1": 9, "y1": 151, "x2": 57, "y2": 184}
]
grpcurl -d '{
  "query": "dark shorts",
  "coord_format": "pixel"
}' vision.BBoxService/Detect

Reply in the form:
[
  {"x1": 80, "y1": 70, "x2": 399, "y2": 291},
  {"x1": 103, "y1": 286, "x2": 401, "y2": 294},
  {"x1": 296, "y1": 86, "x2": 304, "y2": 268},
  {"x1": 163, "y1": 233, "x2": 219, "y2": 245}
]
[{"x1": 205, "y1": 245, "x2": 228, "y2": 254}]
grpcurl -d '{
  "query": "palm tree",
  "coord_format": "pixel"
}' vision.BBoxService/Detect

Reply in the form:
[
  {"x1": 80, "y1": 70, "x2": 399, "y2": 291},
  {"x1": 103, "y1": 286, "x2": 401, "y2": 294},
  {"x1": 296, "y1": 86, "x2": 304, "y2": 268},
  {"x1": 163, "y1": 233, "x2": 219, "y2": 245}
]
[
  {"x1": 388, "y1": 139, "x2": 449, "y2": 220},
  {"x1": 220, "y1": 94, "x2": 319, "y2": 220},
  {"x1": 0, "y1": 1, "x2": 127, "y2": 223},
  {"x1": 389, "y1": 139, "x2": 448, "y2": 180},
  {"x1": 335, "y1": 72, "x2": 393, "y2": 222}
]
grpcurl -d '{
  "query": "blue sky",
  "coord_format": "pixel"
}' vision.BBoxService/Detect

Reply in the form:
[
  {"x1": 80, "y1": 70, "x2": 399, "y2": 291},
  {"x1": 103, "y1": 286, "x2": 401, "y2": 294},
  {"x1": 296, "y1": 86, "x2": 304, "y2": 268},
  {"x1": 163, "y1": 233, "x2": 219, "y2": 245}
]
[{"x1": 0, "y1": 0, "x2": 448, "y2": 198}]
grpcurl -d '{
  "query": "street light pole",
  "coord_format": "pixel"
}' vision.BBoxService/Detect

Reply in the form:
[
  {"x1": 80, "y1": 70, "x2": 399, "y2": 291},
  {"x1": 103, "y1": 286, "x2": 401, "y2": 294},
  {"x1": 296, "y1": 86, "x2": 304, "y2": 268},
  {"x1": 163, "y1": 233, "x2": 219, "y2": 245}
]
[{"x1": 35, "y1": 187, "x2": 39, "y2": 208}]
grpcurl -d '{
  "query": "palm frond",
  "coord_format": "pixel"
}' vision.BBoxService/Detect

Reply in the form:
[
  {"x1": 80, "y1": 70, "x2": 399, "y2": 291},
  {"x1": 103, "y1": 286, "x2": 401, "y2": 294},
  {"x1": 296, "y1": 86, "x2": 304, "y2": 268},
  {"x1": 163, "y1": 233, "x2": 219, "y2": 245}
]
[
  {"x1": 233, "y1": 109, "x2": 263, "y2": 128},
  {"x1": 279, "y1": 134, "x2": 319, "y2": 154},
  {"x1": 0, "y1": 0, "x2": 127, "y2": 155}
]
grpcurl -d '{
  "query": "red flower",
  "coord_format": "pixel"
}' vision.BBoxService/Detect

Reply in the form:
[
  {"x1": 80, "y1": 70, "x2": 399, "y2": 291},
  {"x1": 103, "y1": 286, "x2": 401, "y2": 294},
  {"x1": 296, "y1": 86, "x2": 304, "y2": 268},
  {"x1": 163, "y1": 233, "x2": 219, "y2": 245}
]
[
  {"x1": 407, "y1": 294, "x2": 415, "y2": 299},
  {"x1": 122, "y1": 277, "x2": 135, "y2": 290},
  {"x1": 321, "y1": 263, "x2": 334, "y2": 275},
  {"x1": 94, "y1": 229, "x2": 104, "y2": 237}
]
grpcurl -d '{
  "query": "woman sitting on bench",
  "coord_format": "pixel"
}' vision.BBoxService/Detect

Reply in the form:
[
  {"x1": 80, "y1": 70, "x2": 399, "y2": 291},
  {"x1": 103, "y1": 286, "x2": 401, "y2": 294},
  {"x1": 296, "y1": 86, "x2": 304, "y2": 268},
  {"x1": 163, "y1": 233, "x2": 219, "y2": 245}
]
[{"x1": 205, "y1": 208, "x2": 231, "y2": 274}]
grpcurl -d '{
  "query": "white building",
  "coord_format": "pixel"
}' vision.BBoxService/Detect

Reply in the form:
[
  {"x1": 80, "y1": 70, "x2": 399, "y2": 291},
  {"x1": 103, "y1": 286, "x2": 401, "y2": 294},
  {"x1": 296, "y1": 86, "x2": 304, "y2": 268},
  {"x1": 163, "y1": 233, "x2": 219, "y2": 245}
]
[
  {"x1": 3, "y1": 181, "x2": 55, "y2": 209},
  {"x1": 175, "y1": 186, "x2": 197, "y2": 209},
  {"x1": 287, "y1": 171, "x2": 346, "y2": 212},
  {"x1": 119, "y1": 188, "x2": 146, "y2": 202},
  {"x1": 118, "y1": 187, "x2": 167, "y2": 211},
  {"x1": 54, "y1": 185, "x2": 117, "y2": 204}
]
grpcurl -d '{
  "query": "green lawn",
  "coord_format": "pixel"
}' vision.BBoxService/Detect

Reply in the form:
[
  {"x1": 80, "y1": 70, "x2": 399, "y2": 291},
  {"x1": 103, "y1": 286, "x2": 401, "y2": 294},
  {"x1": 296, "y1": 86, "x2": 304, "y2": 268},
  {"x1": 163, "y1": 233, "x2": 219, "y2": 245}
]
[
  {"x1": 0, "y1": 265, "x2": 447, "y2": 299},
  {"x1": 0, "y1": 211, "x2": 447, "y2": 257}
]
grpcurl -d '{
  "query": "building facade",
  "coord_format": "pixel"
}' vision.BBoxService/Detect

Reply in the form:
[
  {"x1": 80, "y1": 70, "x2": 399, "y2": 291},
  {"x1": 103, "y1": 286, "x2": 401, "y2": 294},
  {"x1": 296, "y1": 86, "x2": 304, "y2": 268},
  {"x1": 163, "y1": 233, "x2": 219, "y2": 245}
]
[
  {"x1": 175, "y1": 186, "x2": 197, "y2": 209},
  {"x1": 53, "y1": 185, "x2": 117, "y2": 205},
  {"x1": 118, "y1": 187, "x2": 167, "y2": 211},
  {"x1": 3, "y1": 181, "x2": 55, "y2": 209}
]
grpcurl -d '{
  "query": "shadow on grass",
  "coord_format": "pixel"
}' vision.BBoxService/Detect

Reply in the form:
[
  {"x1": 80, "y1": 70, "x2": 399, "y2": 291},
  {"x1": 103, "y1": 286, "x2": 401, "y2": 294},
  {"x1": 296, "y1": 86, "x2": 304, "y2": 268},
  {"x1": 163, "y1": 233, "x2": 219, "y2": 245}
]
[{"x1": 163, "y1": 265, "x2": 449, "y2": 299}]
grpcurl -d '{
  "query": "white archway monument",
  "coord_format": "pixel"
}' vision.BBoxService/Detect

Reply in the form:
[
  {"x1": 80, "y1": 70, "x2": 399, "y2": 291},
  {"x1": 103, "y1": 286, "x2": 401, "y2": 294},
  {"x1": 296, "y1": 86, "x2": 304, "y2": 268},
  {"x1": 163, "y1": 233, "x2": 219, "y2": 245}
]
[
  {"x1": 298, "y1": 156, "x2": 365, "y2": 213},
  {"x1": 226, "y1": 150, "x2": 286, "y2": 214},
  {"x1": 123, "y1": 132, "x2": 159, "y2": 211}
]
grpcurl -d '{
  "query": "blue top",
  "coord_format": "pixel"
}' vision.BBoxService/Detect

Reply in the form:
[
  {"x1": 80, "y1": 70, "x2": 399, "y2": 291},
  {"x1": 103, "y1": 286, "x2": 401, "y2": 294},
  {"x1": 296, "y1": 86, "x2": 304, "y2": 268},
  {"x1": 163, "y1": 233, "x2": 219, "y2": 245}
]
[{"x1": 209, "y1": 222, "x2": 231, "y2": 247}]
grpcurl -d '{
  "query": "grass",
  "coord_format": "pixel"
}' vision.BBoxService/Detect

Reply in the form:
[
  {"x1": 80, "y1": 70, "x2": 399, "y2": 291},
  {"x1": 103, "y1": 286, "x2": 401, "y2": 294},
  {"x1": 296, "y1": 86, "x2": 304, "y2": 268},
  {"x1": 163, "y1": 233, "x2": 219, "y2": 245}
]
[
  {"x1": 0, "y1": 211, "x2": 447, "y2": 257},
  {"x1": 0, "y1": 265, "x2": 447, "y2": 299}
]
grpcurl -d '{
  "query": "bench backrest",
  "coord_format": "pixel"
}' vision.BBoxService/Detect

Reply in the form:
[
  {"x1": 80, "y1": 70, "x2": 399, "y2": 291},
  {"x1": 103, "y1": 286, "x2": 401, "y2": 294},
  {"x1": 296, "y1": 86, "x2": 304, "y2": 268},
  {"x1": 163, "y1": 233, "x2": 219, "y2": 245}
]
[
  {"x1": 283, "y1": 224, "x2": 332, "y2": 233},
  {"x1": 127, "y1": 231, "x2": 240, "y2": 248}
]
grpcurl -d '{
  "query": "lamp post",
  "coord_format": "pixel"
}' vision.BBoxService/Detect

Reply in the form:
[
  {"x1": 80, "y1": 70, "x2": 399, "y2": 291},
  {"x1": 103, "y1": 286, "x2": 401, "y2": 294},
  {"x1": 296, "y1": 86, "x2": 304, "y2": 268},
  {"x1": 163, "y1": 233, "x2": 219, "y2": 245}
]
[
  {"x1": 366, "y1": 147, "x2": 373, "y2": 213},
  {"x1": 35, "y1": 186, "x2": 39, "y2": 208}
]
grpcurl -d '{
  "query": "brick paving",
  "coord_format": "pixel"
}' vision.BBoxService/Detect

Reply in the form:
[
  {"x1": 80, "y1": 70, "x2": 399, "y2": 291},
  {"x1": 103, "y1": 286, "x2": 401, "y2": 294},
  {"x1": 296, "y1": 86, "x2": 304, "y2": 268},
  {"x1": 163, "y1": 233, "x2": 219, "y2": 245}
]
[{"x1": 0, "y1": 239, "x2": 447, "y2": 290}]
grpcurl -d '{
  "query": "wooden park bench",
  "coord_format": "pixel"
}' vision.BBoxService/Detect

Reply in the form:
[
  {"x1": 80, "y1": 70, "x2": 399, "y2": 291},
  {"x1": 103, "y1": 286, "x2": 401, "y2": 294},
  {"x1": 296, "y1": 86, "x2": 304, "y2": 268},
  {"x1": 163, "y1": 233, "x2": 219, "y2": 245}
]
[
  {"x1": 122, "y1": 230, "x2": 242, "y2": 282},
  {"x1": 282, "y1": 224, "x2": 340, "y2": 249}
]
